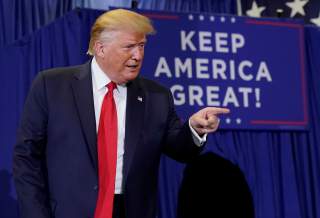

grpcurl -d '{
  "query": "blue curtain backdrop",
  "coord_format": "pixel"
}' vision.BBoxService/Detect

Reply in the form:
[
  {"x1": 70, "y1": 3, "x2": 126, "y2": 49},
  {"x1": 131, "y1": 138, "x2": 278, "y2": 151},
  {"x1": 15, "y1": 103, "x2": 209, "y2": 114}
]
[
  {"x1": 0, "y1": 2, "x2": 320, "y2": 218},
  {"x1": 0, "y1": 0, "x2": 235, "y2": 47},
  {"x1": 0, "y1": 0, "x2": 73, "y2": 46},
  {"x1": 73, "y1": 0, "x2": 236, "y2": 13}
]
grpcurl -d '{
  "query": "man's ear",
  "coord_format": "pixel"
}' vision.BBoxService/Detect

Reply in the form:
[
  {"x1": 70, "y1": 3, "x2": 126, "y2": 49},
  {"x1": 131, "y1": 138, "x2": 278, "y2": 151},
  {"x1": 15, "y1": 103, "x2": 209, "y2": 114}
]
[{"x1": 93, "y1": 41, "x2": 105, "y2": 58}]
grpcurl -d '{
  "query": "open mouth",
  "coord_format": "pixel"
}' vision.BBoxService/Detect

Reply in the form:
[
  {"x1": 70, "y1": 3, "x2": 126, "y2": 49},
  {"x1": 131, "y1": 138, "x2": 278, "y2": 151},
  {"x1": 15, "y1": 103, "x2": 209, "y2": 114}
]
[{"x1": 126, "y1": 64, "x2": 139, "y2": 69}]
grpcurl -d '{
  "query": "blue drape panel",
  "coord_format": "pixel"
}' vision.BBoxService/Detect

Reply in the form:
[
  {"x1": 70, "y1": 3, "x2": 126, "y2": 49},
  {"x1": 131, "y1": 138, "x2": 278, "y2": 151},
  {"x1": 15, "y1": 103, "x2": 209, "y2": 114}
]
[
  {"x1": 73, "y1": 0, "x2": 236, "y2": 14},
  {"x1": 0, "y1": 0, "x2": 73, "y2": 46},
  {"x1": 1, "y1": 7, "x2": 320, "y2": 218},
  {"x1": 303, "y1": 25, "x2": 320, "y2": 217},
  {"x1": 0, "y1": 0, "x2": 235, "y2": 47}
]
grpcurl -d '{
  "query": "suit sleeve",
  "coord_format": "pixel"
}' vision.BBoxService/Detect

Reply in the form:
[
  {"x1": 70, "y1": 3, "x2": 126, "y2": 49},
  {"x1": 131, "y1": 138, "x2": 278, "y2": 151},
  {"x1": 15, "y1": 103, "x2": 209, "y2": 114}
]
[
  {"x1": 13, "y1": 72, "x2": 52, "y2": 218},
  {"x1": 162, "y1": 89, "x2": 204, "y2": 162}
]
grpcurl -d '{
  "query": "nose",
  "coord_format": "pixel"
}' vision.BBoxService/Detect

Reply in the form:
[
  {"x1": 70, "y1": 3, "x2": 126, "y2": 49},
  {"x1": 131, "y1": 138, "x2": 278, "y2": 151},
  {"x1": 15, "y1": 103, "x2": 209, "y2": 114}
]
[{"x1": 131, "y1": 46, "x2": 144, "y2": 61}]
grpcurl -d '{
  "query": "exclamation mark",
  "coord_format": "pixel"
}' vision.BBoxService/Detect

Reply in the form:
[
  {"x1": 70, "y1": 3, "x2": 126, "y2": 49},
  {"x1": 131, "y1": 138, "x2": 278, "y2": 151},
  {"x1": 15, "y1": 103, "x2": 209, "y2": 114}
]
[{"x1": 255, "y1": 88, "x2": 261, "y2": 108}]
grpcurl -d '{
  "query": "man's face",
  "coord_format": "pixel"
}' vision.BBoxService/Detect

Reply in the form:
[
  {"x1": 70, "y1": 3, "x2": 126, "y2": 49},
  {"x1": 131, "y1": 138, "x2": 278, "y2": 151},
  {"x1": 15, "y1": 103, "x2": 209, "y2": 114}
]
[{"x1": 95, "y1": 30, "x2": 146, "y2": 84}]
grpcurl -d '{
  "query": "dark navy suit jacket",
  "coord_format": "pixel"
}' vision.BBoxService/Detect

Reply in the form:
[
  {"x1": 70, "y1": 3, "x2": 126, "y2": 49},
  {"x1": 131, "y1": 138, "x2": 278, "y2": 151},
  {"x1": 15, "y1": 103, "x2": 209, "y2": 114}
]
[{"x1": 13, "y1": 61, "x2": 202, "y2": 218}]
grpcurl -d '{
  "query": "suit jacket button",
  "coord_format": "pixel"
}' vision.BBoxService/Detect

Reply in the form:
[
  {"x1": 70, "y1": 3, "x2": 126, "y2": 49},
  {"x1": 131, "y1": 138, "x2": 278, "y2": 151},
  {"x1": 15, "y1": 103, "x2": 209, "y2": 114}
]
[{"x1": 93, "y1": 185, "x2": 98, "y2": 191}]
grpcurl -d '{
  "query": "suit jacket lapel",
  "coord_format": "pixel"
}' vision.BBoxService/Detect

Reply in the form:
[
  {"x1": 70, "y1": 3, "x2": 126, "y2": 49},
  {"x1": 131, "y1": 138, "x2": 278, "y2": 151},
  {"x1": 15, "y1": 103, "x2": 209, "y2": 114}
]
[
  {"x1": 123, "y1": 78, "x2": 145, "y2": 183},
  {"x1": 71, "y1": 62, "x2": 98, "y2": 172}
]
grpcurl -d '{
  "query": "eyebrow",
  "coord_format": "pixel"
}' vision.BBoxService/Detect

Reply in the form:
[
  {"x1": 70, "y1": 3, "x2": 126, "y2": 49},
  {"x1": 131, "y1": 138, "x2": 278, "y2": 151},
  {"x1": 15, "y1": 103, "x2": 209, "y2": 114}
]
[{"x1": 122, "y1": 39, "x2": 147, "y2": 46}]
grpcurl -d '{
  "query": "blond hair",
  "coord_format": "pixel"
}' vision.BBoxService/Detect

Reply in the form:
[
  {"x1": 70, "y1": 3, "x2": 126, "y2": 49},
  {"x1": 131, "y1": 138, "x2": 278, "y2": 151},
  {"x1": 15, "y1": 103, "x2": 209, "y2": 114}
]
[{"x1": 87, "y1": 9, "x2": 155, "y2": 55}]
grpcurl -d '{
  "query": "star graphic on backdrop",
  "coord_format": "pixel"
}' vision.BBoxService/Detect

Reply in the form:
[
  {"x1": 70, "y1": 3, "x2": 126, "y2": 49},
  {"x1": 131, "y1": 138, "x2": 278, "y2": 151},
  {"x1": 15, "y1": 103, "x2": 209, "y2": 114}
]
[
  {"x1": 225, "y1": 118, "x2": 231, "y2": 124},
  {"x1": 236, "y1": 118, "x2": 242, "y2": 124},
  {"x1": 310, "y1": 12, "x2": 320, "y2": 26},
  {"x1": 246, "y1": 1, "x2": 266, "y2": 17},
  {"x1": 285, "y1": 0, "x2": 309, "y2": 17}
]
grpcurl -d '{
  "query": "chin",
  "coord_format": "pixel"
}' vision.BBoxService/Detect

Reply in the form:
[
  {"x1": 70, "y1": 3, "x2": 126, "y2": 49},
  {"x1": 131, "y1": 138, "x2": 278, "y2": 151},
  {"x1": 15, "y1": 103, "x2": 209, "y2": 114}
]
[
  {"x1": 128, "y1": 70, "x2": 140, "y2": 78},
  {"x1": 127, "y1": 75, "x2": 139, "y2": 82},
  {"x1": 121, "y1": 73, "x2": 139, "y2": 84}
]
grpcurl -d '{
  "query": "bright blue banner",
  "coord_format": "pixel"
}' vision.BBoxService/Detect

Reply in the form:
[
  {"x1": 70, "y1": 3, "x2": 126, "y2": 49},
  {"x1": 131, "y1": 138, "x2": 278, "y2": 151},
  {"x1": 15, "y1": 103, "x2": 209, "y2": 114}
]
[{"x1": 140, "y1": 10, "x2": 308, "y2": 130}]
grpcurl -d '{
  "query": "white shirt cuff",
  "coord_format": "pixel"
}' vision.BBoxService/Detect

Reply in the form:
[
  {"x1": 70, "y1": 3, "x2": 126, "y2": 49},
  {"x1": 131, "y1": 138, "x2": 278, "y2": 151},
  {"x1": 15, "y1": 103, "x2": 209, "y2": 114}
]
[{"x1": 188, "y1": 119, "x2": 207, "y2": 147}]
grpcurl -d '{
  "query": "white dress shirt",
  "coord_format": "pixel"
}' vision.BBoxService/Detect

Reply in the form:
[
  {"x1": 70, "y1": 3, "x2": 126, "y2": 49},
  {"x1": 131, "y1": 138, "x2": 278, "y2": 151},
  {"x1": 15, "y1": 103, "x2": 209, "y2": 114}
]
[
  {"x1": 91, "y1": 57, "x2": 206, "y2": 194},
  {"x1": 91, "y1": 57, "x2": 127, "y2": 194}
]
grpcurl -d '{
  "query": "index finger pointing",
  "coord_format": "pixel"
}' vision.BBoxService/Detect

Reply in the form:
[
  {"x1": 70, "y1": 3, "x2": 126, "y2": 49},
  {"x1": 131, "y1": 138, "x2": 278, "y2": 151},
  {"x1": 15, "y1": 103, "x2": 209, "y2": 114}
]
[{"x1": 207, "y1": 107, "x2": 230, "y2": 115}]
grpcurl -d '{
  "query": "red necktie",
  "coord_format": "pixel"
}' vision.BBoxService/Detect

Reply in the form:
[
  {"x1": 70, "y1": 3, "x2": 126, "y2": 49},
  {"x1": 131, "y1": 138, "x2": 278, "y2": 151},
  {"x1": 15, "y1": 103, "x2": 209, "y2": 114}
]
[{"x1": 95, "y1": 82, "x2": 118, "y2": 218}]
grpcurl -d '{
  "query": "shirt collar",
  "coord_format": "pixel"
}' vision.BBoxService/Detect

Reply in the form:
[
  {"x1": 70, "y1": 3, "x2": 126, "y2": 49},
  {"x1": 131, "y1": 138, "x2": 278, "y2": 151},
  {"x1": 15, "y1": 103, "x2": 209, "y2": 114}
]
[
  {"x1": 91, "y1": 57, "x2": 127, "y2": 97},
  {"x1": 91, "y1": 57, "x2": 110, "y2": 91}
]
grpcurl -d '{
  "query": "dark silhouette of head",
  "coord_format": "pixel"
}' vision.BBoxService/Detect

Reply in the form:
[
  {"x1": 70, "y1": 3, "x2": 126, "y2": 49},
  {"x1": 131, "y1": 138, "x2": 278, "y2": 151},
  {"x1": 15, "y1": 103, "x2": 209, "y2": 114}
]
[{"x1": 177, "y1": 152, "x2": 254, "y2": 218}]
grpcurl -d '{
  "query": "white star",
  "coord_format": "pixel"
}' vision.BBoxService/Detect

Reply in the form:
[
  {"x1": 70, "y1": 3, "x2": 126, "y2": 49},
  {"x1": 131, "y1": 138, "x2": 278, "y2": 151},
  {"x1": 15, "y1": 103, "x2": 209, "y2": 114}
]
[
  {"x1": 188, "y1": 14, "x2": 194, "y2": 20},
  {"x1": 246, "y1": 1, "x2": 266, "y2": 18},
  {"x1": 236, "y1": 118, "x2": 242, "y2": 124},
  {"x1": 210, "y1": 16, "x2": 215, "y2": 21},
  {"x1": 310, "y1": 13, "x2": 320, "y2": 26},
  {"x1": 225, "y1": 118, "x2": 231, "y2": 124},
  {"x1": 199, "y1": 15, "x2": 204, "y2": 21},
  {"x1": 285, "y1": 0, "x2": 309, "y2": 17},
  {"x1": 231, "y1": 17, "x2": 236, "y2": 23},
  {"x1": 220, "y1": 17, "x2": 226, "y2": 22}
]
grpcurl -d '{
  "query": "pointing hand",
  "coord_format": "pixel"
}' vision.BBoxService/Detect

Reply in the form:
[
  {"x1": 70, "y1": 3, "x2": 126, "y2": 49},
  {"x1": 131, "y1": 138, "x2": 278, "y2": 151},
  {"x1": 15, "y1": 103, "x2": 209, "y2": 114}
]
[{"x1": 189, "y1": 107, "x2": 230, "y2": 135}]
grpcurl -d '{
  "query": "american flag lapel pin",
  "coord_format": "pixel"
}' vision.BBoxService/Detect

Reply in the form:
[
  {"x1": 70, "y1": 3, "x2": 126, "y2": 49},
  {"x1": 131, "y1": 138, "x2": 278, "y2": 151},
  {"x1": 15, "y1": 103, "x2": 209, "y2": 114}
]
[{"x1": 137, "y1": 96, "x2": 143, "y2": 102}]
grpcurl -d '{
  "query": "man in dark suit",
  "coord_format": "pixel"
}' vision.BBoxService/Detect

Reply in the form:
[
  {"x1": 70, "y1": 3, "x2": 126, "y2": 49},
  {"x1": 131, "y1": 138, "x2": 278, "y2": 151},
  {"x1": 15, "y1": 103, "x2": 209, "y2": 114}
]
[{"x1": 13, "y1": 9, "x2": 229, "y2": 218}]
